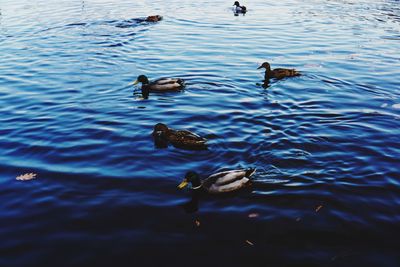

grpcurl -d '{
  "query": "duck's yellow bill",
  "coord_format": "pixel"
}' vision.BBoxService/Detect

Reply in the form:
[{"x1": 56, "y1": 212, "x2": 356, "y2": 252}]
[
  {"x1": 178, "y1": 179, "x2": 188, "y2": 189},
  {"x1": 132, "y1": 79, "x2": 139, "y2": 85}
]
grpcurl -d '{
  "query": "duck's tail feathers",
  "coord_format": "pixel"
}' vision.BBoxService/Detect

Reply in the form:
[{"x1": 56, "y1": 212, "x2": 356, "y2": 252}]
[{"x1": 245, "y1": 168, "x2": 256, "y2": 178}]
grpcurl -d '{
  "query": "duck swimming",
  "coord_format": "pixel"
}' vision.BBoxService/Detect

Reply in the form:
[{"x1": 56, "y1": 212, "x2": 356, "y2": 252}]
[
  {"x1": 132, "y1": 75, "x2": 185, "y2": 98},
  {"x1": 145, "y1": 15, "x2": 163, "y2": 22},
  {"x1": 257, "y1": 62, "x2": 301, "y2": 81},
  {"x1": 233, "y1": 1, "x2": 247, "y2": 14},
  {"x1": 178, "y1": 168, "x2": 256, "y2": 194},
  {"x1": 152, "y1": 123, "x2": 207, "y2": 150}
]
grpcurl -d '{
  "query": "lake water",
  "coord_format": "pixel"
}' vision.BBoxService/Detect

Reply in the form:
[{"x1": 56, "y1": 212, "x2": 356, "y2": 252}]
[{"x1": 1, "y1": 0, "x2": 400, "y2": 266}]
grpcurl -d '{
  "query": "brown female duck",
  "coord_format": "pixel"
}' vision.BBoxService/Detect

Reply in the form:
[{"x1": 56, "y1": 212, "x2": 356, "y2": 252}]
[
  {"x1": 145, "y1": 15, "x2": 163, "y2": 22},
  {"x1": 257, "y1": 62, "x2": 300, "y2": 81},
  {"x1": 152, "y1": 123, "x2": 207, "y2": 150}
]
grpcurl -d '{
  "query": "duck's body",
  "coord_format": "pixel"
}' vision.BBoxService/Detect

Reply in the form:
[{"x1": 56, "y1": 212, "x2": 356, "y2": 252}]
[
  {"x1": 258, "y1": 62, "x2": 300, "y2": 81},
  {"x1": 233, "y1": 1, "x2": 247, "y2": 13},
  {"x1": 145, "y1": 15, "x2": 163, "y2": 22},
  {"x1": 153, "y1": 123, "x2": 207, "y2": 150},
  {"x1": 133, "y1": 75, "x2": 185, "y2": 98},
  {"x1": 178, "y1": 168, "x2": 256, "y2": 194},
  {"x1": 144, "y1": 77, "x2": 185, "y2": 92}
]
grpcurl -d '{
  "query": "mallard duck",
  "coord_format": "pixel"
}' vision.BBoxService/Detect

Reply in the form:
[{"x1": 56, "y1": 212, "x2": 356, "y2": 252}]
[
  {"x1": 132, "y1": 75, "x2": 185, "y2": 98},
  {"x1": 233, "y1": 1, "x2": 247, "y2": 13},
  {"x1": 152, "y1": 123, "x2": 207, "y2": 150},
  {"x1": 145, "y1": 15, "x2": 163, "y2": 22},
  {"x1": 257, "y1": 62, "x2": 300, "y2": 81},
  {"x1": 178, "y1": 168, "x2": 256, "y2": 194}
]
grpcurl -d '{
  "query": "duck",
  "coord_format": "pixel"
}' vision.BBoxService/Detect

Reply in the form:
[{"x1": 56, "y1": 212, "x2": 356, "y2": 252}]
[
  {"x1": 233, "y1": 1, "x2": 247, "y2": 13},
  {"x1": 145, "y1": 15, "x2": 163, "y2": 22},
  {"x1": 152, "y1": 123, "x2": 207, "y2": 150},
  {"x1": 132, "y1": 75, "x2": 185, "y2": 98},
  {"x1": 178, "y1": 168, "x2": 256, "y2": 194},
  {"x1": 257, "y1": 62, "x2": 300, "y2": 81}
]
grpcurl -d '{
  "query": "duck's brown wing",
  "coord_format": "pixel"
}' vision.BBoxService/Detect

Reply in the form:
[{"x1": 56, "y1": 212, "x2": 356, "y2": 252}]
[
  {"x1": 154, "y1": 78, "x2": 185, "y2": 86},
  {"x1": 145, "y1": 15, "x2": 163, "y2": 22},
  {"x1": 168, "y1": 130, "x2": 207, "y2": 150},
  {"x1": 148, "y1": 78, "x2": 185, "y2": 92},
  {"x1": 153, "y1": 78, "x2": 178, "y2": 85},
  {"x1": 272, "y1": 68, "x2": 300, "y2": 79},
  {"x1": 208, "y1": 178, "x2": 250, "y2": 193},
  {"x1": 171, "y1": 130, "x2": 205, "y2": 140}
]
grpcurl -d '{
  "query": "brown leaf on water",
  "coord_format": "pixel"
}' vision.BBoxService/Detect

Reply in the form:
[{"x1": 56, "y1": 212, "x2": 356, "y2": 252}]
[
  {"x1": 16, "y1": 173, "x2": 37, "y2": 181},
  {"x1": 248, "y1": 213, "x2": 259, "y2": 218},
  {"x1": 315, "y1": 205, "x2": 323, "y2": 212},
  {"x1": 347, "y1": 54, "x2": 359, "y2": 60},
  {"x1": 194, "y1": 220, "x2": 200, "y2": 227},
  {"x1": 245, "y1": 240, "x2": 254, "y2": 246}
]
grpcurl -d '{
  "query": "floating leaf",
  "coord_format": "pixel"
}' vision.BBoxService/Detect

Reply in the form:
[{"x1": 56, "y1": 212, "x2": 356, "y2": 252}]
[
  {"x1": 245, "y1": 240, "x2": 254, "y2": 246},
  {"x1": 315, "y1": 205, "x2": 323, "y2": 212},
  {"x1": 195, "y1": 220, "x2": 200, "y2": 227},
  {"x1": 248, "y1": 213, "x2": 259, "y2": 218},
  {"x1": 296, "y1": 217, "x2": 301, "y2": 222},
  {"x1": 16, "y1": 173, "x2": 37, "y2": 181}
]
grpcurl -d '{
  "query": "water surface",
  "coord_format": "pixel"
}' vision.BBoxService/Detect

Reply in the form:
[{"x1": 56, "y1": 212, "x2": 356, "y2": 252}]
[{"x1": 1, "y1": 0, "x2": 400, "y2": 266}]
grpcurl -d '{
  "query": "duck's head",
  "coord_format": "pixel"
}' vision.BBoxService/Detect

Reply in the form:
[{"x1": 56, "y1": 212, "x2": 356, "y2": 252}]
[
  {"x1": 233, "y1": 1, "x2": 240, "y2": 6},
  {"x1": 178, "y1": 171, "x2": 202, "y2": 190},
  {"x1": 133, "y1": 75, "x2": 149, "y2": 85},
  {"x1": 257, "y1": 62, "x2": 271, "y2": 70},
  {"x1": 152, "y1": 123, "x2": 169, "y2": 138}
]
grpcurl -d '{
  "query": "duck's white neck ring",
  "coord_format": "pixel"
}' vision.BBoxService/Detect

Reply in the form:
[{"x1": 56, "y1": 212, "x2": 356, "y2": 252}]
[{"x1": 192, "y1": 185, "x2": 202, "y2": 190}]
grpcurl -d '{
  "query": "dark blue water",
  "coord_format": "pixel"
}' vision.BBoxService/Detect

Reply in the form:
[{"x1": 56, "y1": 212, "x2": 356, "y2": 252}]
[{"x1": 1, "y1": 0, "x2": 400, "y2": 266}]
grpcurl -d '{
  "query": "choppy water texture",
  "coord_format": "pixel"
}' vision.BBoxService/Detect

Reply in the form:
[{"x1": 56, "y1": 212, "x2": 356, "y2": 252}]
[{"x1": 1, "y1": 0, "x2": 400, "y2": 266}]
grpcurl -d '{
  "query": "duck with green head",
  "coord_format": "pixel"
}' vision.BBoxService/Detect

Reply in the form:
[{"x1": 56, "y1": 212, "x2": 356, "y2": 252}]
[
  {"x1": 132, "y1": 75, "x2": 185, "y2": 98},
  {"x1": 178, "y1": 168, "x2": 256, "y2": 194},
  {"x1": 257, "y1": 61, "x2": 300, "y2": 82}
]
